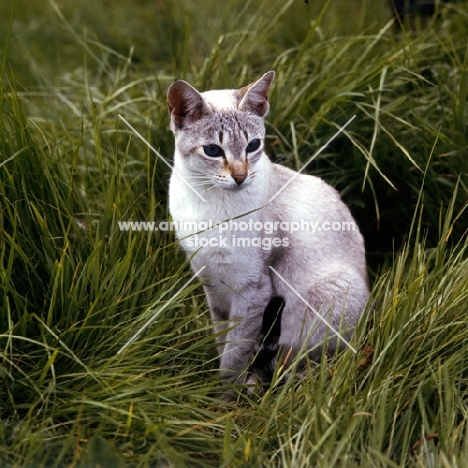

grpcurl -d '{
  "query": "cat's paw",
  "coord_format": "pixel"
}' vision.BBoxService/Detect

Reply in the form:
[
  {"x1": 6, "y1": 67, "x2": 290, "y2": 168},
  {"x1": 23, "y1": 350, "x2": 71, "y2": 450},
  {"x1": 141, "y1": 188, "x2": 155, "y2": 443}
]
[
  {"x1": 245, "y1": 373, "x2": 270, "y2": 396},
  {"x1": 218, "y1": 388, "x2": 238, "y2": 402},
  {"x1": 217, "y1": 374, "x2": 268, "y2": 401},
  {"x1": 245, "y1": 374, "x2": 260, "y2": 395}
]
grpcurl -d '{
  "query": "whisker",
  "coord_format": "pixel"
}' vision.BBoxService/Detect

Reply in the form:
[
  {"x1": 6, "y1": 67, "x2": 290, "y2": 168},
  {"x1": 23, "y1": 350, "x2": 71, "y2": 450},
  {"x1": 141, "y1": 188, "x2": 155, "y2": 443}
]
[
  {"x1": 204, "y1": 184, "x2": 220, "y2": 192},
  {"x1": 184, "y1": 175, "x2": 212, "y2": 180},
  {"x1": 185, "y1": 177, "x2": 214, "y2": 183},
  {"x1": 188, "y1": 168, "x2": 212, "y2": 176},
  {"x1": 189, "y1": 179, "x2": 212, "y2": 185}
]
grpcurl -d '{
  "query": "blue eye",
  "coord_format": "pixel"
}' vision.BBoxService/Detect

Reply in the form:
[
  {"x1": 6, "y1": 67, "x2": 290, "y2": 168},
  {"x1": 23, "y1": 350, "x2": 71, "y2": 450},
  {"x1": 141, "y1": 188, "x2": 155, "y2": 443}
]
[
  {"x1": 203, "y1": 145, "x2": 224, "y2": 157},
  {"x1": 246, "y1": 139, "x2": 261, "y2": 153}
]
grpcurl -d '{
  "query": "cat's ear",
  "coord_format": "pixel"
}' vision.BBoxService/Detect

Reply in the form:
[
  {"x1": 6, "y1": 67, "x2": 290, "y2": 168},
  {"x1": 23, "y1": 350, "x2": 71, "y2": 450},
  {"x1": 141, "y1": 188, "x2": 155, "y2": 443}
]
[
  {"x1": 167, "y1": 80, "x2": 208, "y2": 130},
  {"x1": 238, "y1": 70, "x2": 275, "y2": 117}
]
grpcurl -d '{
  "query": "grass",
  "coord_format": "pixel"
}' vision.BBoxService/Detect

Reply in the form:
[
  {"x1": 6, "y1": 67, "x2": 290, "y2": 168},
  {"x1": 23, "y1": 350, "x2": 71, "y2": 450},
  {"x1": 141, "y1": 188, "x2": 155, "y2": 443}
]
[{"x1": 1, "y1": 0, "x2": 468, "y2": 466}]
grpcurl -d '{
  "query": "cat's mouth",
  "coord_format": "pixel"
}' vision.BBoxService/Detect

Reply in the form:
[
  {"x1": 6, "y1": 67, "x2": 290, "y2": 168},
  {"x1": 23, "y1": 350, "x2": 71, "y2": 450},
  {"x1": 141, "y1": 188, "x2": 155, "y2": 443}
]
[
  {"x1": 207, "y1": 176, "x2": 251, "y2": 191},
  {"x1": 223, "y1": 181, "x2": 250, "y2": 191}
]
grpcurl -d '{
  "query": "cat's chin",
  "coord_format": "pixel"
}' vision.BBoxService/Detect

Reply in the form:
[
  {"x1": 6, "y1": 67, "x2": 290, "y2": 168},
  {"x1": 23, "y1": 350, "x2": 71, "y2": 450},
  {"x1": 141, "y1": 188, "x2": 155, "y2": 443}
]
[{"x1": 221, "y1": 182, "x2": 251, "y2": 191}]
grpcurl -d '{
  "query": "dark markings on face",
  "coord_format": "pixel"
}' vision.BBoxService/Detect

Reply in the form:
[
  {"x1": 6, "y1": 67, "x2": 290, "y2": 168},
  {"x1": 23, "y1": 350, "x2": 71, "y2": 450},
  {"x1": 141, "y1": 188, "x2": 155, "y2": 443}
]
[{"x1": 176, "y1": 109, "x2": 265, "y2": 163}]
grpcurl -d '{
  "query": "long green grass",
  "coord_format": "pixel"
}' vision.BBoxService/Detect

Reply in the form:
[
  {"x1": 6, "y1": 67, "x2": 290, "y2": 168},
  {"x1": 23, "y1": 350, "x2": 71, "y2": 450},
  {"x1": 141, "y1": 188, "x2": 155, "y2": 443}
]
[{"x1": 1, "y1": 0, "x2": 468, "y2": 466}]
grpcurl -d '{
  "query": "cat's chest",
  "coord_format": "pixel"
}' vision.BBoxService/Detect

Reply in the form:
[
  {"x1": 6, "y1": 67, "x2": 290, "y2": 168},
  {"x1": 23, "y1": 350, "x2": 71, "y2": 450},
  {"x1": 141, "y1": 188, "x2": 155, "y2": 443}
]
[
  {"x1": 170, "y1": 189, "x2": 265, "y2": 261},
  {"x1": 172, "y1": 202, "x2": 258, "y2": 253}
]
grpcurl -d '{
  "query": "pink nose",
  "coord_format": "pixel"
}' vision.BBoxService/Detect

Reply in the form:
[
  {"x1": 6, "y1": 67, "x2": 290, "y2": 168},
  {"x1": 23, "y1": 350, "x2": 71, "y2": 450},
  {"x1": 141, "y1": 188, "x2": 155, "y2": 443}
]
[{"x1": 232, "y1": 173, "x2": 247, "y2": 185}]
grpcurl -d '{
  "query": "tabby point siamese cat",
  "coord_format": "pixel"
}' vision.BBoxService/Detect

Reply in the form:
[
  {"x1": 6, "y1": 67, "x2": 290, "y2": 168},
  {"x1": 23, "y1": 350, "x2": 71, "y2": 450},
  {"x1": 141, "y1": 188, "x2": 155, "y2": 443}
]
[{"x1": 167, "y1": 71, "x2": 369, "y2": 390}]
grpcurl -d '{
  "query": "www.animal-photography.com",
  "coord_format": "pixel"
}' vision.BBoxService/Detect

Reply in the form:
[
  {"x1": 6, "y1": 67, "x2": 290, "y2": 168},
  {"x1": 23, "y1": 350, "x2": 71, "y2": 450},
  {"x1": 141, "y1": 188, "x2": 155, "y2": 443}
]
[{"x1": 1, "y1": 0, "x2": 467, "y2": 466}]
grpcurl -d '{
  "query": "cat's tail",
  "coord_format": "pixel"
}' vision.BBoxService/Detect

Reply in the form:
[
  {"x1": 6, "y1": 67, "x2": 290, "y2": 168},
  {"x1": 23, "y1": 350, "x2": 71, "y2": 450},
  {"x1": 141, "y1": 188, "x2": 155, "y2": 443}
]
[{"x1": 250, "y1": 296, "x2": 285, "y2": 384}]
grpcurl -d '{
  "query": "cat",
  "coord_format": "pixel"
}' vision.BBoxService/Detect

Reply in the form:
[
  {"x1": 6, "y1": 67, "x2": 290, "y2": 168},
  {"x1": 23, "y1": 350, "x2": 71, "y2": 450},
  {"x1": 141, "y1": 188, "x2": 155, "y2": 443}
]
[{"x1": 167, "y1": 71, "x2": 369, "y2": 389}]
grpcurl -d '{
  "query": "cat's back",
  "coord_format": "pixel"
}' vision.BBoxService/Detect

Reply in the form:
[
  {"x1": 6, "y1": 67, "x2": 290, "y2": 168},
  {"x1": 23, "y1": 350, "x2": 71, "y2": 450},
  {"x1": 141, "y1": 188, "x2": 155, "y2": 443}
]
[{"x1": 266, "y1": 162, "x2": 366, "y2": 268}]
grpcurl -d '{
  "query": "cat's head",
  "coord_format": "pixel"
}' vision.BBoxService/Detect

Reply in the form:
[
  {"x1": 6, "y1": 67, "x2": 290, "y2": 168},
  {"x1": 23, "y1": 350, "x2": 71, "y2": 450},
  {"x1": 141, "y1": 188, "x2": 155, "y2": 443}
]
[{"x1": 167, "y1": 71, "x2": 275, "y2": 191}]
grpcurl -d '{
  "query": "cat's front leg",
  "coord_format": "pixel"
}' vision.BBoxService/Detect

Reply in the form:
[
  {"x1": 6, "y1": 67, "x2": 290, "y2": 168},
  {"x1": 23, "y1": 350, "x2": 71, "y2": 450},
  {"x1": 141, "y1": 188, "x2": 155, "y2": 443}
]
[{"x1": 218, "y1": 280, "x2": 273, "y2": 385}]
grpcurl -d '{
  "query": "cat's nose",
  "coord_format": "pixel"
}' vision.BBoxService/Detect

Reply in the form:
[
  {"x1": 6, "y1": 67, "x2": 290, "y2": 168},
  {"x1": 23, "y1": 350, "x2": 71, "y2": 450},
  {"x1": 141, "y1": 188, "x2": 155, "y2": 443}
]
[{"x1": 232, "y1": 173, "x2": 247, "y2": 185}]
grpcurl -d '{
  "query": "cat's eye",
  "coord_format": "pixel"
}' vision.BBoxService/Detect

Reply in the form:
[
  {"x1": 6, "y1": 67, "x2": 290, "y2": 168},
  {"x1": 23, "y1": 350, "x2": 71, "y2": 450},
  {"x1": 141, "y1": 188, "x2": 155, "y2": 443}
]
[
  {"x1": 246, "y1": 139, "x2": 261, "y2": 153},
  {"x1": 203, "y1": 144, "x2": 224, "y2": 157}
]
